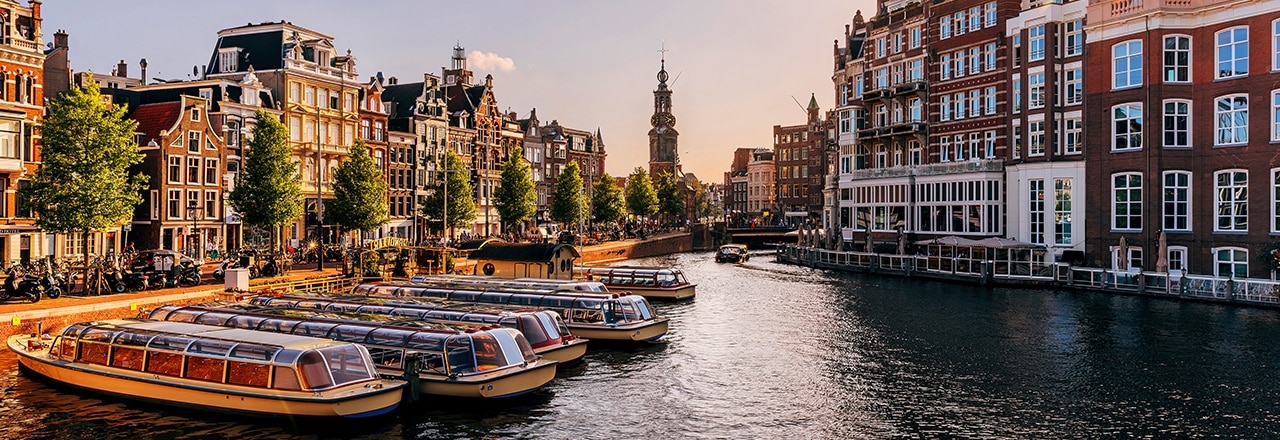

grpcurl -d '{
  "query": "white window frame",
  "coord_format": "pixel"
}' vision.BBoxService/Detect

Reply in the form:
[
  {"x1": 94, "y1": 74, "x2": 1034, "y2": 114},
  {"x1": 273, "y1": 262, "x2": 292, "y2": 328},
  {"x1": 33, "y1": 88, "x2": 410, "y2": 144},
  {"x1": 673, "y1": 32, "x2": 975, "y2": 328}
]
[
  {"x1": 984, "y1": 86, "x2": 996, "y2": 115},
  {"x1": 1065, "y1": 19, "x2": 1083, "y2": 57},
  {"x1": 1064, "y1": 67, "x2": 1083, "y2": 105},
  {"x1": 1030, "y1": 179, "x2": 1046, "y2": 245},
  {"x1": 1028, "y1": 119, "x2": 1046, "y2": 157},
  {"x1": 1214, "y1": 94, "x2": 1248, "y2": 146},
  {"x1": 941, "y1": 54, "x2": 951, "y2": 80},
  {"x1": 1112, "y1": 172, "x2": 1143, "y2": 231},
  {"x1": 1216, "y1": 26, "x2": 1249, "y2": 79},
  {"x1": 1054, "y1": 178, "x2": 1073, "y2": 246},
  {"x1": 941, "y1": 16, "x2": 952, "y2": 40},
  {"x1": 1113, "y1": 40, "x2": 1143, "y2": 89},
  {"x1": 984, "y1": 130, "x2": 996, "y2": 158},
  {"x1": 1163, "y1": 99, "x2": 1191, "y2": 149},
  {"x1": 1213, "y1": 247, "x2": 1249, "y2": 278},
  {"x1": 1273, "y1": 90, "x2": 1280, "y2": 141},
  {"x1": 167, "y1": 155, "x2": 182, "y2": 184},
  {"x1": 1063, "y1": 114, "x2": 1082, "y2": 155},
  {"x1": 985, "y1": 43, "x2": 997, "y2": 71},
  {"x1": 1112, "y1": 103, "x2": 1143, "y2": 152},
  {"x1": 1029, "y1": 25, "x2": 1046, "y2": 61},
  {"x1": 956, "y1": 11, "x2": 968, "y2": 36},
  {"x1": 1163, "y1": 170, "x2": 1192, "y2": 232},
  {"x1": 940, "y1": 95, "x2": 951, "y2": 121},
  {"x1": 1029, "y1": 72, "x2": 1045, "y2": 109},
  {"x1": 1214, "y1": 169, "x2": 1248, "y2": 232},
  {"x1": 1273, "y1": 19, "x2": 1280, "y2": 71},
  {"x1": 1163, "y1": 35, "x2": 1191, "y2": 83},
  {"x1": 1167, "y1": 246, "x2": 1187, "y2": 276},
  {"x1": 1272, "y1": 168, "x2": 1280, "y2": 233},
  {"x1": 167, "y1": 189, "x2": 182, "y2": 220}
]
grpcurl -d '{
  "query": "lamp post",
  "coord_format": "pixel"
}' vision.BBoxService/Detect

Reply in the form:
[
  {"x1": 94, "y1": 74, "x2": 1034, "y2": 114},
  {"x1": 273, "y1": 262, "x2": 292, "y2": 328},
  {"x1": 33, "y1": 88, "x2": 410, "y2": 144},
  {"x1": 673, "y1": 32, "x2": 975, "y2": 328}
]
[
  {"x1": 315, "y1": 93, "x2": 325, "y2": 270},
  {"x1": 186, "y1": 201, "x2": 203, "y2": 259}
]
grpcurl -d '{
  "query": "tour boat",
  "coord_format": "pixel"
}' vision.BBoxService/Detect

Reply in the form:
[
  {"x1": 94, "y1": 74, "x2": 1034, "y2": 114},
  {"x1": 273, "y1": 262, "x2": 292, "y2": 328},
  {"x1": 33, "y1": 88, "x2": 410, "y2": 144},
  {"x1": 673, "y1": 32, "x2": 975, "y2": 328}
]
[
  {"x1": 355, "y1": 281, "x2": 670, "y2": 342},
  {"x1": 146, "y1": 305, "x2": 558, "y2": 399},
  {"x1": 574, "y1": 266, "x2": 697, "y2": 300},
  {"x1": 245, "y1": 295, "x2": 589, "y2": 364},
  {"x1": 715, "y1": 244, "x2": 750, "y2": 264},
  {"x1": 7, "y1": 319, "x2": 404, "y2": 419},
  {"x1": 410, "y1": 274, "x2": 610, "y2": 293}
]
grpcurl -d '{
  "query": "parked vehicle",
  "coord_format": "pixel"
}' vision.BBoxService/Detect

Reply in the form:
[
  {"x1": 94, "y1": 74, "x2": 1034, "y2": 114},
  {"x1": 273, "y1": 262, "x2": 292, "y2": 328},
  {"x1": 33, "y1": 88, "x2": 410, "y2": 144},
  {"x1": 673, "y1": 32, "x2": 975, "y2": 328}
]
[{"x1": 2, "y1": 264, "x2": 40, "y2": 303}]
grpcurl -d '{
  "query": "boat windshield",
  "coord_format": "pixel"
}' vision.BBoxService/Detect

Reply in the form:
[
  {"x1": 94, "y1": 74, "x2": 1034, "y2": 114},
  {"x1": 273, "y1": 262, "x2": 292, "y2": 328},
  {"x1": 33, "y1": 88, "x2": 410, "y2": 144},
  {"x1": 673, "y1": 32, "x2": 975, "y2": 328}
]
[
  {"x1": 537, "y1": 312, "x2": 571, "y2": 340},
  {"x1": 656, "y1": 271, "x2": 679, "y2": 287},
  {"x1": 613, "y1": 296, "x2": 654, "y2": 321},
  {"x1": 316, "y1": 345, "x2": 377, "y2": 386}
]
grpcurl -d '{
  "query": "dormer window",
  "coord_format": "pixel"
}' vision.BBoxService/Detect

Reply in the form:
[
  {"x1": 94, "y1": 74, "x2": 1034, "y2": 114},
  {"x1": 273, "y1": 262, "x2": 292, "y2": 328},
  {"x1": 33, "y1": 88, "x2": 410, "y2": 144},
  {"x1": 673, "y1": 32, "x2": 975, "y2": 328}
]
[
  {"x1": 190, "y1": 107, "x2": 200, "y2": 122},
  {"x1": 317, "y1": 50, "x2": 331, "y2": 67},
  {"x1": 218, "y1": 48, "x2": 239, "y2": 73}
]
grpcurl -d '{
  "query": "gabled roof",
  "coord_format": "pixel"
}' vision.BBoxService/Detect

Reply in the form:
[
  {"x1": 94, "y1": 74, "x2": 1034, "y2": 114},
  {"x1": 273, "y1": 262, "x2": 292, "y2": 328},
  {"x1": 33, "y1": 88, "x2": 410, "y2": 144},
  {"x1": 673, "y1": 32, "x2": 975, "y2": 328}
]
[
  {"x1": 468, "y1": 243, "x2": 580, "y2": 262},
  {"x1": 132, "y1": 102, "x2": 182, "y2": 146},
  {"x1": 206, "y1": 30, "x2": 286, "y2": 75},
  {"x1": 382, "y1": 82, "x2": 423, "y2": 120}
]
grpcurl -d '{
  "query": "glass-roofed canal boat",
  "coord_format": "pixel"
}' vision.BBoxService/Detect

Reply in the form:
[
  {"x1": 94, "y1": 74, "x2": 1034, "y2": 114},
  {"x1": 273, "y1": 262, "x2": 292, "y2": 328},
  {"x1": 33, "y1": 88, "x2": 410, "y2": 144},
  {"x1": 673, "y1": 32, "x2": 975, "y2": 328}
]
[
  {"x1": 7, "y1": 319, "x2": 405, "y2": 419},
  {"x1": 146, "y1": 305, "x2": 558, "y2": 399},
  {"x1": 354, "y1": 281, "x2": 670, "y2": 342},
  {"x1": 573, "y1": 266, "x2": 697, "y2": 300}
]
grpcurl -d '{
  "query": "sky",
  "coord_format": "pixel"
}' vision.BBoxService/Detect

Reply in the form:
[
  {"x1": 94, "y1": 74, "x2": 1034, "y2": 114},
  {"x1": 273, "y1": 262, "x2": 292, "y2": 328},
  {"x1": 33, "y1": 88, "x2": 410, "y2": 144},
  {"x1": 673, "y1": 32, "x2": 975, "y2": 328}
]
[{"x1": 41, "y1": 0, "x2": 877, "y2": 182}]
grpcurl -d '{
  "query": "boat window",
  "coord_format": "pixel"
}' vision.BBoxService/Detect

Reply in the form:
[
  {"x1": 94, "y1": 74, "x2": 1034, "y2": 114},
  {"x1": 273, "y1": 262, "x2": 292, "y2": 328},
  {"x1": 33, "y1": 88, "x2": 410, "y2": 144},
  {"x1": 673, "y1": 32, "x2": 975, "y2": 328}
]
[
  {"x1": 296, "y1": 351, "x2": 334, "y2": 390},
  {"x1": 405, "y1": 333, "x2": 445, "y2": 352},
  {"x1": 508, "y1": 294, "x2": 541, "y2": 306},
  {"x1": 293, "y1": 321, "x2": 339, "y2": 338},
  {"x1": 112, "y1": 331, "x2": 155, "y2": 347},
  {"x1": 657, "y1": 272, "x2": 678, "y2": 286},
  {"x1": 193, "y1": 312, "x2": 236, "y2": 326},
  {"x1": 155, "y1": 307, "x2": 201, "y2": 322},
  {"x1": 449, "y1": 290, "x2": 483, "y2": 301},
  {"x1": 273, "y1": 349, "x2": 303, "y2": 366},
  {"x1": 366, "y1": 328, "x2": 414, "y2": 347},
  {"x1": 318, "y1": 345, "x2": 376, "y2": 386},
  {"x1": 518, "y1": 315, "x2": 551, "y2": 346},
  {"x1": 676, "y1": 272, "x2": 688, "y2": 284},
  {"x1": 367, "y1": 346, "x2": 404, "y2": 370},
  {"x1": 147, "y1": 334, "x2": 196, "y2": 352},
  {"x1": 444, "y1": 335, "x2": 476, "y2": 374},
  {"x1": 229, "y1": 343, "x2": 279, "y2": 362},
  {"x1": 325, "y1": 303, "x2": 363, "y2": 313},
  {"x1": 188, "y1": 339, "x2": 235, "y2": 356},
  {"x1": 390, "y1": 308, "x2": 425, "y2": 318},
  {"x1": 539, "y1": 295, "x2": 577, "y2": 309},
  {"x1": 619, "y1": 297, "x2": 654, "y2": 320},
  {"x1": 147, "y1": 305, "x2": 180, "y2": 319},
  {"x1": 257, "y1": 318, "x2": 302, "y2": 333},
  {"x1": 61, "y1": 323, "x2": 91, "y2": 338},
  {"x1": 228, "y1": 359, "x2": 270, "y2": 387},
  {"x1": 145, "y1": 350, "x2": 183, "y2": 376},
  {"x1": 359, "y1": 305, "x2": 396, "y2": 315},
  {"x1": 573, "y1": 298, "x2": 604, "y2": 310},
  {"x1": 184, "y1": 355, "x2": 226, "y2": 382},
  {"x1": 534, "y1": 313, "x2": 564, "y2": 340},
  {"x1": 470, "y1": 332, "x2": 510, "y2": 371},
  {"x1": 329, "y1": 325, "x2": 375, "y2": 343},
  {"x1": 478, "y1": 292, "x2": 509, "y2": 304},
  {"x1": 52, "y1": 336, "x2": 76, "y2": 361},
  {"x1": 272, "y1": 366, "x2": 303, "y2": 390},
  {"x1": 226, "y1": 314, "x2": 269, "y2": 330},
  {"x1": 294, "y1": 300, "x2": 327, "y2": 310}
]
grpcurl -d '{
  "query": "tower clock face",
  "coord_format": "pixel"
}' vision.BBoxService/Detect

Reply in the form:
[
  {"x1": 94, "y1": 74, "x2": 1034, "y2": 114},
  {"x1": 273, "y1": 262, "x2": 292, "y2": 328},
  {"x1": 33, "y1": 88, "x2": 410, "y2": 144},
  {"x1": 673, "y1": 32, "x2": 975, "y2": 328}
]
[{"x1": 651, "y1": 113, "x2": 675, "y2": 127}]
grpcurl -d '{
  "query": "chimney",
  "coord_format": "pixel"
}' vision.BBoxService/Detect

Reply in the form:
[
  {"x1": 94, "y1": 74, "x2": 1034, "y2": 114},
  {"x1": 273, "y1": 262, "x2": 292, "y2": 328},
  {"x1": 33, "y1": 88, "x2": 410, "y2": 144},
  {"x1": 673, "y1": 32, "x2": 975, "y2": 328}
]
[
  {"x1": 53, "y1": 29, "x2": 67, "y2": 49},
  {"x1": 389, "y1": 76, "x2": 397, "y2": 85},
  {"x1": 116, "y1": 60, "x2": 127, "y2": 78},
  {"x1": 140, "y1": 58, "x2": 147, "y2": 85}
]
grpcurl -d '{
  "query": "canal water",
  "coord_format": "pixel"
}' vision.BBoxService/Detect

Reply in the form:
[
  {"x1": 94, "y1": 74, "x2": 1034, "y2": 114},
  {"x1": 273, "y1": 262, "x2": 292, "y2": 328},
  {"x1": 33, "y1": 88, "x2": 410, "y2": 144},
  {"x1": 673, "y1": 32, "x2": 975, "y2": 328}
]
[{"x1": 3, "y1": 251, "x2": 1280, "y2": 439}]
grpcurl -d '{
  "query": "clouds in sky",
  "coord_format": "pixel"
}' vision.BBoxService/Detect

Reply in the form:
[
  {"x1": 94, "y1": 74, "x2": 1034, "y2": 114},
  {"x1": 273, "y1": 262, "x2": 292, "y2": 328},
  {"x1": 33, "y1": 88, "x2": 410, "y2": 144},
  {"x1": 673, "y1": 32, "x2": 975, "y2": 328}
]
[{"x1": 468, "y1": 50, "x2": 516, "y2": 72}]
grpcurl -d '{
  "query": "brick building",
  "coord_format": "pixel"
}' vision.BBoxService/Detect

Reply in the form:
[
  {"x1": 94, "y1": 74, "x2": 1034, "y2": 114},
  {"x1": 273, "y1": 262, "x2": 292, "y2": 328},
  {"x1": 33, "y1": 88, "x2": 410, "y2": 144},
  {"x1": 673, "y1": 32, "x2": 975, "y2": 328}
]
[{"x1": 773, "y1": 94, "x2": 829, "y2": 226}]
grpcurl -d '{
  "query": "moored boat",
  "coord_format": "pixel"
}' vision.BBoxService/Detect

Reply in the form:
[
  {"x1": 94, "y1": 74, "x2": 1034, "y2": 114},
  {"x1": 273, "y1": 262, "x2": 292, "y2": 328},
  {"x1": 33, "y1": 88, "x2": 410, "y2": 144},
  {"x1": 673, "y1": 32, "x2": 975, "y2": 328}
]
[
  {"x1": 574, "y1": 266, "x2": 697, "y2": 300},
  {"x1": 7, "y1": 319, "x2": 404, "y2": 419},
  {"x1": 715, "y1": 244, "x2": 750, "y2": 263},
  {"x1": 355, "y1": 281, "x2": 670, "y2": 342},
  {"x1": 410, "y1": 274, "x2": 610, "y2": 294},
  {"x1": 146, "y1": 305, "x2": 558, "y2": 399},
  {"x1": 246, "y1": 294, "x2": 589, "y2": 364}
]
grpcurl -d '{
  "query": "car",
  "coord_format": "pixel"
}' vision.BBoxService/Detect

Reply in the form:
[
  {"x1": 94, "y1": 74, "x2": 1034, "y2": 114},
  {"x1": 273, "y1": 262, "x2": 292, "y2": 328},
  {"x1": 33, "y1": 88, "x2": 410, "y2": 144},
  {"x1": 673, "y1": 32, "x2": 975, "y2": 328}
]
[{"x1": 715, "y1": 244, "x2": 750, "y2": 263}]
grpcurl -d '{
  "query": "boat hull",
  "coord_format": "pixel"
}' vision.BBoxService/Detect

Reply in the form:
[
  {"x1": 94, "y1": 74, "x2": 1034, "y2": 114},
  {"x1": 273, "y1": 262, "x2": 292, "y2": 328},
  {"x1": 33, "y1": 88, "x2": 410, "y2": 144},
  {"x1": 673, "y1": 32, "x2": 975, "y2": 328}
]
[
  {"x1": 414, "y1": 359, "x2": 558, "y2": 398},
  {"x1": 535, "y1": 338, "x2": 589, "y2": 364},
  {"x1": 8, "y1": 335, "x2": 402, "y2": 419},
  {"x1": 567, "y1": 318, "x2": 670, "y2": 342},
  {"x1": 613, "y1": 284, "x2": 697, "y2": 301}
]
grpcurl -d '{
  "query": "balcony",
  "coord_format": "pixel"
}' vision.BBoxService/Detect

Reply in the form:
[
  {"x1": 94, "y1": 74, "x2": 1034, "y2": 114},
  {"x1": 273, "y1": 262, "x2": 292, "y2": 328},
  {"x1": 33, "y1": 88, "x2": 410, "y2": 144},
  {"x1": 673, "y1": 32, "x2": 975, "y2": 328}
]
[
  {"x1": 0, "y1": 157, "x2": 21, "y2": 173},
  {"x1": 857, "y1": 121, "x2": 927, "y2": 140},
  {"x1": 847, "y1": 159, "x2": 1004, "y2": 181},
  {"x1": 1087, "y1": 0, "x2": 1231, "y2": 23}
]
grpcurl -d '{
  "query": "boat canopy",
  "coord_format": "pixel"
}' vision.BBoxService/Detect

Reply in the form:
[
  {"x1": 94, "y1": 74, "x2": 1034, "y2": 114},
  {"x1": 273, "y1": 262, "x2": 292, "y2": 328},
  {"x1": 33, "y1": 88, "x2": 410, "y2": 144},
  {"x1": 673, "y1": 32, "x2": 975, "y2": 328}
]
[
  {"x1": 409, "y1": 275, "x2": 609, "y2": 293},
  {"x1": 247, "y1": 295, "x2": 572, "y2": 349},
  {"x1": 51, "y1": 319, "x2": 380, "y2": 391},
  {"x1": 575, "y1": 266, "x2": 690, "y2": 288},
  {"x1": 354, "y1": 282, "x2": 655, "y2": 326},
  {"x1": 147, "y1": 305, "x2": 537, "y2": 377}
]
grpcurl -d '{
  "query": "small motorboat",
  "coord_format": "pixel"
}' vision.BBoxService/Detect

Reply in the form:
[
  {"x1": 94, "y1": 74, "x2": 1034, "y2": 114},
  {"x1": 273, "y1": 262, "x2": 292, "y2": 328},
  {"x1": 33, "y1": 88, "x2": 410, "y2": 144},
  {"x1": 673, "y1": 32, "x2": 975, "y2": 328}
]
[
  {"x1": 715, "y1": 244, "x2": 750, "y2": 264},
  {"x1": 573, "y1": 266, "x2": 697, "y2": 301},
  {"x1": 8, "y1": 319, "x2": 404, "y2": 419}
]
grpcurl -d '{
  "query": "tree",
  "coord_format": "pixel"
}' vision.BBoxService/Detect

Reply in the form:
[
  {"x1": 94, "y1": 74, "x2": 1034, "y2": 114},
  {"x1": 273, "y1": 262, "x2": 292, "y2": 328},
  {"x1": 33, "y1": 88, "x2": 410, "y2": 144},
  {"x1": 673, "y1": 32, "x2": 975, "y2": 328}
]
[
  {"x1": 550, "y1": 160, "x2": 584, "y2": 227},
  {"x1": 591, "y1": 172, "x2": 626, "y2": 225},
  {"x1": 625, "y1": 167, "x2": 657, "y2": 218},
  {"x1": 228, "y1": 109, "x2": 302, "y2": 251},
  {"x1": 329, "y1": 138, "x2": 389, "y2": 235},
  {"x1": 494, "y1": 146, "x2": 536, "y2": 234},
  {"x1": 22, "y1": 75, "x2": 147, "y2": 256},
  {"x1": 654, "y1": 170, "x2": 684, "y2": 222},
  {"x1": 421, "y1": 150, "x2": 476, "y2": 237}
]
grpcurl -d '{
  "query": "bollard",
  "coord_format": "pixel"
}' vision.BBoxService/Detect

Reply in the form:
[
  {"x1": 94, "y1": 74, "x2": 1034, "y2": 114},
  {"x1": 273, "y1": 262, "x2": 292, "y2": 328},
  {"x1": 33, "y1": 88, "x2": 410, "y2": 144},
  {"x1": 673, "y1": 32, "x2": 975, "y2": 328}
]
[{"x1": 402, "y1": 353, "x2": 421, "y2": 404}]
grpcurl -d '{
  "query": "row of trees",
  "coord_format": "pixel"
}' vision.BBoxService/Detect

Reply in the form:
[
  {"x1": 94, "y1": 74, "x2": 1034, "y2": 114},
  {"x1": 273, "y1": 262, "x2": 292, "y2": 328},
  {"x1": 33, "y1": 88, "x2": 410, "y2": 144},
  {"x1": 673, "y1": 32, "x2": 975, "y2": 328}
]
[{"x1": 25, "y1": 79, "x2": 695, "y2": 253}]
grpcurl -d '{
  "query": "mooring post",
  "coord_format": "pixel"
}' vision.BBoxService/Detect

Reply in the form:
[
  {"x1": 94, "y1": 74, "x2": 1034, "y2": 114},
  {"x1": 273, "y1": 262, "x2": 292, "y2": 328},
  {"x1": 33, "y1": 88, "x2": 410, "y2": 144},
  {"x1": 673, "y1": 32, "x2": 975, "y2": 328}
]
[{"x1": 402, "y1": 353, "x2": 421, "y2": 404}]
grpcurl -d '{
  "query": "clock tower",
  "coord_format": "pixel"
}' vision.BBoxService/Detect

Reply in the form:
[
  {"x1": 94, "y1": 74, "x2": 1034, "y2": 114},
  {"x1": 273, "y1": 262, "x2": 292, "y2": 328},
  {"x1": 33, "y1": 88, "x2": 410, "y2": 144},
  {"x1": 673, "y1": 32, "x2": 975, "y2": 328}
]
[{"x1": 648, "y1": 54, "x2": 679, "y2": 177}]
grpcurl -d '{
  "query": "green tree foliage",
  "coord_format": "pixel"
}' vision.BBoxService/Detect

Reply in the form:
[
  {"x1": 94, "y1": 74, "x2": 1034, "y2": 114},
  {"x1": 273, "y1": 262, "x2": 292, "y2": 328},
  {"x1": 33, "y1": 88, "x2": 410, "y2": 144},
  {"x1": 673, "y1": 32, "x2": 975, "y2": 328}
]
[
  {"x1": 654, "y1": 171, "x2": 684, "y2": 220},
  {"x1": 228, "y1": 109, "x2": 303, "y2": 250},
  {"x1": 22, "y1": 76, "x2": 147, "y2": 244},
  {"x1": 421, "y1": 150, "x2": 476, "y2": 235},
  {"x1": 591, "y1": 173, "x2": 626, "y2": 224},
  {"x1": 330, "y1": 139, "x2": 389, "y2": 234},
  {"x1": 494, "y1": 146, "x2": 536, "y2": 232},
  {"x1": 550, "y1": 160, "x2": 584, "y2": 226},
  {"x1": 625, "y1": 167, "x2": 657, "y2": 217}
]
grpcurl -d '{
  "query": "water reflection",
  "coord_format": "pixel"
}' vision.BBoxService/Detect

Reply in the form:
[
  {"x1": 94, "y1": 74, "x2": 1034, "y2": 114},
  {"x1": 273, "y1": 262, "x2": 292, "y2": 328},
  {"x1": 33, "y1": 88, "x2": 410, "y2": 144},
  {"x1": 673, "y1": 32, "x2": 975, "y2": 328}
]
[{"x1": 2, "y1": 252, "x2": 1280, "y2": 438}]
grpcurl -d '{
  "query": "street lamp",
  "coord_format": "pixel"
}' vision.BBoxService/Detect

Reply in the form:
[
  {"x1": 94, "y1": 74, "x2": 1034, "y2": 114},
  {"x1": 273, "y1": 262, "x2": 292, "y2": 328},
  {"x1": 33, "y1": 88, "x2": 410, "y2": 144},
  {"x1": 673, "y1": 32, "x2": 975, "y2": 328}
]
[{"x1": 186, "y1": 201, "x2": 203, "y2": 259}]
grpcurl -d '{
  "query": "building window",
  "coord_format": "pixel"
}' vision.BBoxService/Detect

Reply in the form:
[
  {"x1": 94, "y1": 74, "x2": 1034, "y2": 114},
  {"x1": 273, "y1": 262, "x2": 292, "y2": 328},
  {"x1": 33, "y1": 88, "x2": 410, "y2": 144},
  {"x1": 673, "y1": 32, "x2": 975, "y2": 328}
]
[
  {"x1": 909, "y1": 98, "x2": 922, "y2": 122},
  {"x1": 956, "y1": 11, "x2": 968, "y2": 36},
  {"x1": 1029, "y1": 73, "x2": 1045, "y2": 108},
  {"x1": 1214, "y1": 247, "x2": 1248, "y2": 278},
  {"x1": 985, "y1": 2, "x2": 997, "y2": 27},
  {"x1": 970, "y1": 47, "x2": 981, "y2": 75},
  {"x1": 940, "y1": 137, "x2": 951, "y2": 162},
  {"x1": 1012, "y1": 123, "x2": 1022, "y2": 159},
  {"x1": 969, "y1": 90, "x2": 980, "y2": 117},
  {"x1": 189, "y1": 107, "x2": 200, "y2": 122},
  {"x1": 1030, "y1": 179, "x2": 1045, "y2": 245},
  {"x1": 955, "y1": 134, "x2": 967, "y2": 161},
  {"x1": 168, "y1": 155, "x2": 182, "y2": 183},
  {"x1": 187, "y1": 157, "x2": 200, "y2": 184},
  {"x1": 941, "y1": 54, "x2": 951, "y2": 80},
  {"x1": 218, "y1": 49, "x2": 238, "y2": 73},
  {"x1": 1055, "y1": 179, "x2": 1072, "y2": 245},
  {"x1": 187, "y1": 131, "x2": 200, "y2": 153},
  {"x1": 1274, "y1": 20, "x2": 1280, "y2": 71},
  {"x1": 1064, "y1": 20, "x2": 1083, "y2": 56},
  {"x1": 167, "y1": 189, "x2": 181, "y2": 220},
  {"x1": 909, "y1": 59, "x2": 923, "y2": 81},
  {"x1": 955, "y1": 51, "x2": 967, "y2": 78},
  {"x1": 940, "y1": 95, "x2": 951, "y2": 121},
  {"x1": 1029, "y1": 25, "x2": 1045, "y2": 61},
  {"x1": 984, "y1": 130, "x2": 996, "y2": 158},
  {"x1": 1063, "y1": 116, "x2": 1082, "y2": 154},
  {"x1": 1164, "y1": 35, "x2": 1190, "y2": 83},
  {"x1": 1216, "y1": 27, "x2": 1249, "y2": 79},
  {"x1": 1163, "y1": 171, "x2": 1191, "y2": 232},
  {"x1": 1113, "y1": 40, "x2": 1143, "y2": 89},
  {"x1": 1215, "y1": 95, "x2": 1248, "y2": 146},
  {"x1": 1168, "y1": 246, "x2": 1187, "y2": 274},
  {"x1": 955, "y1": 92, "x2": 967, "y2": 119},
  {"x1": 1163, "y1": 99, "x2": 1191, "y2": 149},
  {"x1": 1112, "y1": 172, "x2": 1143, "y2": 231},
  {"x1": 941, "y1": 16, "x2": 952, "y2": 40},
  {"x1": 1215, "y1": 170, "x2": 1248, "y2": 232},
  {"x1": 969, "y1": 6, "x2": 982, "y2": 31},
  {"x1": 204, "y1": 190, "x2": 217, "y2": 219},
  {"x1": 1272, "y1": 169, "x2": 1280, "y2": 233},
  {"x1": 909, "y1": 140, "x2": 921, "y2": 165},
  {"x1": 911, "y1": 27, "x2": 921, "y2": 48},
  {"x1": 984, "y1": 87, "x2": 996, "y2": 115},
  {"x1": 875, "y1": 68, "x2": 888, "y2": 89},
  {"x1": 1064, "y1": 68, "x2": 1082, "y2": 105},
  {"x1": 1112, "y1": 103, "x2": 1143, "y2": 151},
  {"x1": 1273, "y1": 90, "x2": 1280, "y2": 141},
  {"x1": 1012, "y1": 77, "x2": 1022, "y2": 112},
  {"x1": 204, "y1": 158, "x2": 218, "y2": 185},
  {"x1": 854, "y1": 75, "x2": 863, "y2": 97},
  {"x1": 985, "y1": 43, "x2": 997, "y2": 71},
  {"x1": 1029, "y1": 120, "x2": 1045, "y2": 157},
  {"x1": 289, "y1": 117, "x2": 301, "y2": 142},
  {"x1": 289, "y1": 83, "x2": 300, "y2": 103}
]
